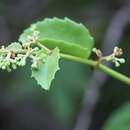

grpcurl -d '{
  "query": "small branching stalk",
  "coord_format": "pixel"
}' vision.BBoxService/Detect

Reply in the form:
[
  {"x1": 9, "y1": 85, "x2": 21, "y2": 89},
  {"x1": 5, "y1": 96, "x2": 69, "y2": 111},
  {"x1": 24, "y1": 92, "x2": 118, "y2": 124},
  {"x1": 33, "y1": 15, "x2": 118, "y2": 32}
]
[{"x1": 93, "y1": 47, "x2": 125, "y2": 67}]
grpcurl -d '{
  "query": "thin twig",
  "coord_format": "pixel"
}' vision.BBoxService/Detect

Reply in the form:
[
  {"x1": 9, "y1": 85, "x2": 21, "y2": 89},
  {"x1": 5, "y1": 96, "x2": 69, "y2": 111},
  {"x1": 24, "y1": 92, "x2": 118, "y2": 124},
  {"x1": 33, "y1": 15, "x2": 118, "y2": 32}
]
[{"x1": 61, "y1": 54, "x2": 130, "y2": 86}]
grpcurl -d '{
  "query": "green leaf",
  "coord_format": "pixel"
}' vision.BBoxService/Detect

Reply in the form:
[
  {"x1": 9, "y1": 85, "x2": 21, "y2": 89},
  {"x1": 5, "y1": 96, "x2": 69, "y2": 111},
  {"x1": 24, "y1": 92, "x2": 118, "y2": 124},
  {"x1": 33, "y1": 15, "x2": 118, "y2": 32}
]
[
  {"x1": 7, "y1": 42, "x2": 22, "y2": 52},
  {"x1": 102, "y1": 103, "x2": 130, "y2": 130},
  {"x1": 31, "y1": 47, "x2": 60, "y2": 90},
  {"x1": 19, "y1": 17, "x2": 94, "y2": 58}
]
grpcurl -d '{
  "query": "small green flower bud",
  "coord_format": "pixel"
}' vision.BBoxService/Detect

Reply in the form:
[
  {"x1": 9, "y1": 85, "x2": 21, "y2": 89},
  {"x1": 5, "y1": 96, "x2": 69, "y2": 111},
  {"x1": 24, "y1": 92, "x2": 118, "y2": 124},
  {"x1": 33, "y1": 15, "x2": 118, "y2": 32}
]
[
  {"x1": 1, "y1": 46, "x2": 5, "y2": 49},
  {"x1": 115, "y1": 61, "x2": 120, "y2": 67},
  {"x1": 7, "y1": 67, "x2": 11, "y2": 72},
  {"x1": 12, "y1": 64, "x2": 17, "y2": 69},
  {"x1": 18, "y1": 59, "x2": 26, "y2": 66},
  {"x1": 2, "y1": 65, "x2": 6, "y2": 70},
  {"x1": 4, "y1": 61, "x2": 10, "y2": 66},
  {"x1": 92, "y1": 48, "x2": 97, "y2": 53},
  {"x1": 31, "y1": 63, "x2": 38, "y2": 69},
  {"x1": 119, "y1": 58, "x2": 125, "y2": 63}
]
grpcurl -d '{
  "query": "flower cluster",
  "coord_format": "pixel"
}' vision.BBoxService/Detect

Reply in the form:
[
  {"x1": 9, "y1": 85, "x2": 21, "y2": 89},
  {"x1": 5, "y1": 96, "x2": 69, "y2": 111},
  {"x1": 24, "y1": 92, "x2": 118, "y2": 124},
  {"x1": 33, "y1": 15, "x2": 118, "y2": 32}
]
[
  {"x1": 0, "y1": 30, "x2": 41, "y2": 72},
  {"x1": 0, "y1": 42, "x2": 40, "y2": 72},
  {"x1": 93, "y1": 46, "x2": 125, "y2": 67}
]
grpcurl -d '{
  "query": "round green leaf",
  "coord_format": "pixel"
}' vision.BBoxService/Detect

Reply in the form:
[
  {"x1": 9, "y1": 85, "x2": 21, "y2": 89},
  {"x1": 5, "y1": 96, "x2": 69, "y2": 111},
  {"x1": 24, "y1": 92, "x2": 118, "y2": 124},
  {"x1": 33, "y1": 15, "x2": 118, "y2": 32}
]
[{"x1": 19, "y1": 17, "x2": 94, "y2": 58}]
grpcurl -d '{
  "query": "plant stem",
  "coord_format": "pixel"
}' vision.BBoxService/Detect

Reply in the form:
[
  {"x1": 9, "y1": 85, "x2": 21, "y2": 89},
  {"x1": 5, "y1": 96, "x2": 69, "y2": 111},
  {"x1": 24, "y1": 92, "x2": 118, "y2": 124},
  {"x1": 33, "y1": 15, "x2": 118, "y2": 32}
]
[
  {"x1": 37, "y1": 42, "x2": 51, "y2": 53},
  {"x1": 60, "y1": 53, "x2": 130, "y2": 86},
  {"x1": 36, "y1": 42, "x2": 130, "y2": 86}
]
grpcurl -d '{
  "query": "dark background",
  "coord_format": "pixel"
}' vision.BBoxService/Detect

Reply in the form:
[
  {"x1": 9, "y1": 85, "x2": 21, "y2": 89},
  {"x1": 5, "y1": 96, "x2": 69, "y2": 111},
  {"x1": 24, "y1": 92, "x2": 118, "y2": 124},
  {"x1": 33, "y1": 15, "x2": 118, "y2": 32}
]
[{"x1": 0, "y1": 0, "x2": 130, "y2": 130}]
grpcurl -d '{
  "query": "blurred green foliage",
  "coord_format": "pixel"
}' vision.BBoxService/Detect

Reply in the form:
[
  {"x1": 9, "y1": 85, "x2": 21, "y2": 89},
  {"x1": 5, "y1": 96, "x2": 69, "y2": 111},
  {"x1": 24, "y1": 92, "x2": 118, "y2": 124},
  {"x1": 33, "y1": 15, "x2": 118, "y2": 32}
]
[{"x1": 102, "y1": 102, "x2": 130, "y2": 130}]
